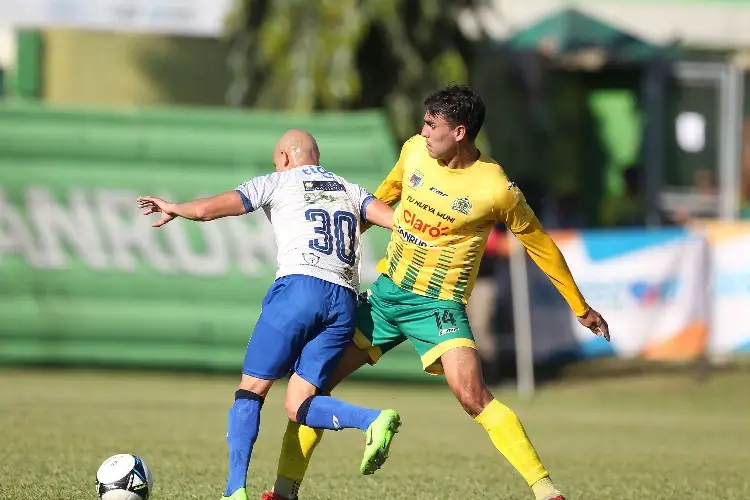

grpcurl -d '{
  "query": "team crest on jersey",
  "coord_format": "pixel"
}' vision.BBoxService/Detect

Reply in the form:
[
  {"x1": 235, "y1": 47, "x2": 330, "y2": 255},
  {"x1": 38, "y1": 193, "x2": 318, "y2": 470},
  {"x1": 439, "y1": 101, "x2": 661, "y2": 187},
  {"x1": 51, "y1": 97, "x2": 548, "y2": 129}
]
[
  {"x1": 451, "y1": 197, "x2": 472, "y2": 215},
  {"x1": 302, "y1": 253, "x2": 320, "y2": 266},
  {"x1": 408, "y1": 171, "x2": 424, "y2": 188}
]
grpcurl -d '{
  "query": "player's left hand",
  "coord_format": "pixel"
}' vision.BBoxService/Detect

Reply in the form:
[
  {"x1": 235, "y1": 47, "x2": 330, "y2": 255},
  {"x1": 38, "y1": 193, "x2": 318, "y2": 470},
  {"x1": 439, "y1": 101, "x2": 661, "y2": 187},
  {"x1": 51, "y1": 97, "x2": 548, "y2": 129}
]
[
  {"x1": 577, "y1": 308, "x2": 610, "y2": 342},
  {"x1": 137, "y1": 196, "x2": 176, "y2": 227}
]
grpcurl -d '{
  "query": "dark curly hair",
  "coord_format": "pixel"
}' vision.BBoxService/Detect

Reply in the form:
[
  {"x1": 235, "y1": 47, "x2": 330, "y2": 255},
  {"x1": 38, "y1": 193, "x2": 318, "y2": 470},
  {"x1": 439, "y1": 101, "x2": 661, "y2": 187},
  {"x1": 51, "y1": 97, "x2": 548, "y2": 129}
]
[{"x1": 423, "y1": 84, "x2": 486, "y2": 141}]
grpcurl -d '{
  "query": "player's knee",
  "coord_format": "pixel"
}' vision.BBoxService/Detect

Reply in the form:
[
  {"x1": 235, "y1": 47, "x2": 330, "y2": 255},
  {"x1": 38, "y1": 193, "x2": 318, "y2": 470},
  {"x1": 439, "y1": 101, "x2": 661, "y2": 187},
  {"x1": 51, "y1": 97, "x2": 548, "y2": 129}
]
[
  {"x1": 284, "y1": 396, "x2": 303, "y2": 421},
  {"x1": 285, "y1": 401, "x2": 300, "y2": 421},
  {"x1": 453, "y1": 381, "x2": 493, "y2": 417},
  {"x1": 456, "y1": 391, "x2": 485, "y2": 416},
  {"x1": 285, "y1": 372, "x2": 320, "y2": 421},
  {"x1": 238, "y1": 374, "x2": 273, "y2": 398},
  {"x1": 287, "y1": 394, "x2": 316, "y2": 424},
  {"x1": 234, "y1": 388, "x2": 265, "y2": 410},
  {"x1": 285, "y1": 388, "x2": 315, "y2": 422}
]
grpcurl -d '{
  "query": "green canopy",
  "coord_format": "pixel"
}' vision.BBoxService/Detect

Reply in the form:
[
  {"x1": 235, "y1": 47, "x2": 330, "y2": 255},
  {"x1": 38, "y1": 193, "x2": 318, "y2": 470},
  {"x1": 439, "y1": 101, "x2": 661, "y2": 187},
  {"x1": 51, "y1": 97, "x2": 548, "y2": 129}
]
[{"x1": 506, "y1": 8, "x2": 678, "y2": 63}]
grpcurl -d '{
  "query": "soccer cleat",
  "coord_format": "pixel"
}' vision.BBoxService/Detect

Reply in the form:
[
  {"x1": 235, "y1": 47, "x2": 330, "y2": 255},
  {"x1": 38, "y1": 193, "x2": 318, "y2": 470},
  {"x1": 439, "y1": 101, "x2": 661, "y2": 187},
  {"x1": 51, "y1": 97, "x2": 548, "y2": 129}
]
[
  {"x1": 544, "y1": 496, "x2": 566, "y2": 500},
  {"x1": 222, "y1": 487, "x2": 249, "y2": 500},
  {"x1": 260, "y1": 493, "x2": 294, "y2": 500},
  {"x1": 360, "y1": 409, "x2": 401, "y2": 475}
]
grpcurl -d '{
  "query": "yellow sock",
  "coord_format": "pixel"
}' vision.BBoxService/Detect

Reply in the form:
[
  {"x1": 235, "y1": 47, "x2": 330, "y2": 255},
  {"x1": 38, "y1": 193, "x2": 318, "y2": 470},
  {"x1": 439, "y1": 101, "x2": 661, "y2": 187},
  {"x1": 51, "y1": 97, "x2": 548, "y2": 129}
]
[
  {"x1": 272, "y1": 421, "x2": 324, "y2": 498},
  {"x1": 474, "y1": 400, "x2": 551, "y2": 489}
]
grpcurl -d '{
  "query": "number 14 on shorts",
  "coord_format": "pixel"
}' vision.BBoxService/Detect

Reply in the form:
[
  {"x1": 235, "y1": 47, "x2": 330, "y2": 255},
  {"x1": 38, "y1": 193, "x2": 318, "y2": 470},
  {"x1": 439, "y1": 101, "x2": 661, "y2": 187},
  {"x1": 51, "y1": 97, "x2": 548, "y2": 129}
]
[{"x1": 433, "y1": 310, "x2": 458, "y2": 336}]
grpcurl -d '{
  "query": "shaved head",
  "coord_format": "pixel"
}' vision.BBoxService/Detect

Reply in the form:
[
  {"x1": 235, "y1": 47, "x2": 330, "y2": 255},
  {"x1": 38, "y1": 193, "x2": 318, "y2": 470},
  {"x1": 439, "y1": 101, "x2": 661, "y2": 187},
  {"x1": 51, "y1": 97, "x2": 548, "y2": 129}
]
[{"x1": 273, "y1": 129, "x2": 321, "y2": 171}]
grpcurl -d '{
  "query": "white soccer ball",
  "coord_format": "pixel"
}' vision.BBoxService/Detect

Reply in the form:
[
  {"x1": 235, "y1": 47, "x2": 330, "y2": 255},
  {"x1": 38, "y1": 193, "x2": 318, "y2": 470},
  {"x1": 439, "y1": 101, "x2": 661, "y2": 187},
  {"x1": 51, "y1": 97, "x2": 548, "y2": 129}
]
[{"x1": 95, "y1": 454, "x2": 154, "y2": 500}]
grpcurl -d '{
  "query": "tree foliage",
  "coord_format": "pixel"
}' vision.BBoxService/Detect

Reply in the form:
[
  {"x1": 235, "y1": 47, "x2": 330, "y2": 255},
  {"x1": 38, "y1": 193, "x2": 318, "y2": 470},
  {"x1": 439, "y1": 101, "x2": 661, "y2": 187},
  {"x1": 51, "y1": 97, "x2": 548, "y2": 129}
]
[{"x1": 223, "y1": 0, "x2": 486, "y2": 142}]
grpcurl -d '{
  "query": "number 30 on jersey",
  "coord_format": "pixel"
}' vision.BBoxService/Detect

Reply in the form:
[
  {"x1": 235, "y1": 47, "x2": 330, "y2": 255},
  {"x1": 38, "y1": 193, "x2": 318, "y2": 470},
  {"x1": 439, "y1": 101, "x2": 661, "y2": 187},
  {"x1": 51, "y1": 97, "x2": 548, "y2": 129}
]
[{"x1": 305, "y1": 208, "x2": 357, "y2": 265}]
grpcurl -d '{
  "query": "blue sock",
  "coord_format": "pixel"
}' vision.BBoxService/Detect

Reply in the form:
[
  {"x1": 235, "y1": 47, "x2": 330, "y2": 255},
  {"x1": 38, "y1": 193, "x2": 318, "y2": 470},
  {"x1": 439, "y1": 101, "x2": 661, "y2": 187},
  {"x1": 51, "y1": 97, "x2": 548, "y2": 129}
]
[
  {"x1": 224, "y1": 389, "x2": 263, "y2": 497},
  {"x1": 297, "y1": 395, "x2": 380, "y2": 432}
]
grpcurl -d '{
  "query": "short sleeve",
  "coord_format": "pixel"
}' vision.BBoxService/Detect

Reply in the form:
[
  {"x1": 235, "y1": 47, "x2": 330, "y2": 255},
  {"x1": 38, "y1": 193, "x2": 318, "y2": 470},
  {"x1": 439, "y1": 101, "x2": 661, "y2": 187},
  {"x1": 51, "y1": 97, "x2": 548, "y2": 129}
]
[
  {"x1": 494, "y1": 180, "x2": 536, "y2": 233},
  {"x1": 344, "y1": 180, "x2": 375, "y2": 223},
  {"x1": 235, "y1": 172, "x2": 282, "y2": 213},
  {"x1": 372, "y1": 135, "x2": 421, "y2": 206}
]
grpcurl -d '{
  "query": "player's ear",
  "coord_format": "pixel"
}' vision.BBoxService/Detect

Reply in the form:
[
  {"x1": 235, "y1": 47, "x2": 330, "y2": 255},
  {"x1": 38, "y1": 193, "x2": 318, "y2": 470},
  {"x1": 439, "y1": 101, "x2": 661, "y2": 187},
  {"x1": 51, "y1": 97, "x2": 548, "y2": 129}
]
[{"x1": 453, "y1": 124, "x2": 467, "y2": 142}]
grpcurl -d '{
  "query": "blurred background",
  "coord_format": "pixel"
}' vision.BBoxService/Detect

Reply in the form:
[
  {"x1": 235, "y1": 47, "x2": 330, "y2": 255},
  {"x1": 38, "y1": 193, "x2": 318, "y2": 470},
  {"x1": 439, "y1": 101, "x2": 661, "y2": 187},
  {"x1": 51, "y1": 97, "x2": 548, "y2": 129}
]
[
  {"x1": 0, "y1": 0, "x2": 749, "y2": 390},
  {"x1": 2, "y1": 2, "x2": 750, "y2": 499}
]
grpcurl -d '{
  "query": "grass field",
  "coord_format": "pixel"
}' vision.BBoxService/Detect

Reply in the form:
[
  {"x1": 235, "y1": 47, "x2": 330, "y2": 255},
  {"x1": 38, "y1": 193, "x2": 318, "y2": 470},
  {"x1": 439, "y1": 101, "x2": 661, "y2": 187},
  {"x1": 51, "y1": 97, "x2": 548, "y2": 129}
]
[{"x1": 1, "y1": 368, "x2": 749, "y2": 500}]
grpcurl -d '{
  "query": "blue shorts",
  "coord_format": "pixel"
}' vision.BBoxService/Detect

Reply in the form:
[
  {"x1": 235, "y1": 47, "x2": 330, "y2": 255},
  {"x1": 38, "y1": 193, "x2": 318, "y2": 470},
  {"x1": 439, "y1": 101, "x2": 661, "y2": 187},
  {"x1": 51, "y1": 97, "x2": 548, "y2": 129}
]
[{"x1": 242, "y1": 274, "x2": 356, "y2": 390}]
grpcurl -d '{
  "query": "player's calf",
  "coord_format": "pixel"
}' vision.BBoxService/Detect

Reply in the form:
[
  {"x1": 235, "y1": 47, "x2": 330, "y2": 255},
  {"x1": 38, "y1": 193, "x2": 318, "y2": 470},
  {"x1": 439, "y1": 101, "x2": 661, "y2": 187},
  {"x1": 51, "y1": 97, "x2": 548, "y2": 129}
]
[
  {"x1": 223, "y1": 388, "x2": 266, "y2": 500},
  {"x1": 267, "y1": 345, "x2": 371, "y2": 499},
  {"x1": 441, "y1": 347, "x2": 564, "y2": 500}
]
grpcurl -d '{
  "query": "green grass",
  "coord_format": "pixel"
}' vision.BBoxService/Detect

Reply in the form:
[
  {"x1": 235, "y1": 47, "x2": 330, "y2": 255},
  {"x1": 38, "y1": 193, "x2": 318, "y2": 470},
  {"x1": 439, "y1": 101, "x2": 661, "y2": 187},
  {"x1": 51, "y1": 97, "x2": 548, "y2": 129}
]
[{"x1": 1, "y1": 368, "x2": 749, "y2": 500}]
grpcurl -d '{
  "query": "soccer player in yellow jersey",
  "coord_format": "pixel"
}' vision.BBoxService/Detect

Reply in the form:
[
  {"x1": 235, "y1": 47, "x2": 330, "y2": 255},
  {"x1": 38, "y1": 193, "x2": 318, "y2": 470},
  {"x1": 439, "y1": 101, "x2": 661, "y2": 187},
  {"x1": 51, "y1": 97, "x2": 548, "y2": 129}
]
[{"x1": 262, "y1": 84, "x2": 609, "y2": 500}]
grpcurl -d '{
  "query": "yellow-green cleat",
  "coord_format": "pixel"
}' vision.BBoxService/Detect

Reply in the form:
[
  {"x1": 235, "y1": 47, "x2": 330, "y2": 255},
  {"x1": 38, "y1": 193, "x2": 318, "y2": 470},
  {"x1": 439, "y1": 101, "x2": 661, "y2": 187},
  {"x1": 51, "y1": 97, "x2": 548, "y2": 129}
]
[
  {"x1": 222, "y1": 487, "x2": 248, "y2": 500},
  {"x1": 360, "y1": 409, "x2": 401, "y2": 475}
]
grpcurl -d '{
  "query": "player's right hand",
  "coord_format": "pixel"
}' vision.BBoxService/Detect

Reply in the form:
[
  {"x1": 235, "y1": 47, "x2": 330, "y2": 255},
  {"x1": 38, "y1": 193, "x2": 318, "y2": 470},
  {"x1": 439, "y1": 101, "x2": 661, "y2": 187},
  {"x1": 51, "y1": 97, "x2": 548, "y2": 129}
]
[
  {"x1": 577, "y1": 308, "x2": 610, "y2": 342},
  {"x1": 137, "y1": 196, "x2": 176, "y2": 228}
]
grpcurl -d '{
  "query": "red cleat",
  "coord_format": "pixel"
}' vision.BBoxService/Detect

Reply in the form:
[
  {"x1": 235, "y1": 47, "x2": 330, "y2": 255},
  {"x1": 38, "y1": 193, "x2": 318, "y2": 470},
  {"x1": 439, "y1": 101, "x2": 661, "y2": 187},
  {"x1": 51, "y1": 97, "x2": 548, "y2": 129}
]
[
  {"x1": 546, "y1": 497, "x2": 566, "y2": 500},
  {"x1": 260, "y1": 493, "x2": 294, "y2": 500}
]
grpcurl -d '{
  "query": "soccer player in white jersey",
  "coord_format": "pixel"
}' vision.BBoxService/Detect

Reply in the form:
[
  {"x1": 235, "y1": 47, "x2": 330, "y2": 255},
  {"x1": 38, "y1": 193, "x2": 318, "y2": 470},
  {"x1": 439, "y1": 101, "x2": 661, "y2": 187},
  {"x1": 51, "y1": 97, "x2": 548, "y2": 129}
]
[{"x1": 136, "y1": 130, "x2": 401, "y2": 500}]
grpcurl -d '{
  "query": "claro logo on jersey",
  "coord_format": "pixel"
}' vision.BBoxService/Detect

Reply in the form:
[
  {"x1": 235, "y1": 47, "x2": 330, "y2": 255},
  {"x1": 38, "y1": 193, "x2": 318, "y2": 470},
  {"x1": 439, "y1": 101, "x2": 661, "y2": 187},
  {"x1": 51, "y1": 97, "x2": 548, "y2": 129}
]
[
  {"x1": 396, "y1": 205, "x2": 453, "y2": 247},
  {"x1": 403, "y1": 209, "x2": 449, "y2": 238}
]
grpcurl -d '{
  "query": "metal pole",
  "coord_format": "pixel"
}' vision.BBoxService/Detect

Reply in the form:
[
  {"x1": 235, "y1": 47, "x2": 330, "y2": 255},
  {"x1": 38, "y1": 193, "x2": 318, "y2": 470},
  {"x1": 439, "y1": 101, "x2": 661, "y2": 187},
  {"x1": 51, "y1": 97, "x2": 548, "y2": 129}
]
[
  {"x1": 718, "y1": 62, "x2": 744, "y2": 220},
  {"x1": 509, "y1": 235, "x2": 535, "y2": 399},
  {"x1": 642, "y1": 60, "x2": 667, "y2": 227},
  {"x1": 673, "y1": 61, "x2": 741, "y2": 220}
]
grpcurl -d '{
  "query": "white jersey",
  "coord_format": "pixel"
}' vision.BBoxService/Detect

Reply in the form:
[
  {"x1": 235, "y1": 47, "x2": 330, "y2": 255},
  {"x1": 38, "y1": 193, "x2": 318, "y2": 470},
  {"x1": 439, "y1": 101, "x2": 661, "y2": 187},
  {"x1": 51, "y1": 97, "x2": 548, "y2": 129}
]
[{"x1": 235, "y1": 165, "x2": 375, "y2": 292}]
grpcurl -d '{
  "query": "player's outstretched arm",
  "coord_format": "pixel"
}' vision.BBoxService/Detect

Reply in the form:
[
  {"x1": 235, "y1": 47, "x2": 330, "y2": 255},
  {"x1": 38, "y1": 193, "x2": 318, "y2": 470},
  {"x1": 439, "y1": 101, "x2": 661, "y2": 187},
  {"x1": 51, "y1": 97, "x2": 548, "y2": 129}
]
[
  {"x1": 363, "y1": 198, "x2": 395, "y2": 230},
  {"x1": 137, "y1": 191, "x2": 246, "y2": 227},
  {"x1": 512, "y1": 218, "x2": 610, "y2": 341},
  {"x1": 361, "y1": 139, "x2": 412, "y2": 233}
]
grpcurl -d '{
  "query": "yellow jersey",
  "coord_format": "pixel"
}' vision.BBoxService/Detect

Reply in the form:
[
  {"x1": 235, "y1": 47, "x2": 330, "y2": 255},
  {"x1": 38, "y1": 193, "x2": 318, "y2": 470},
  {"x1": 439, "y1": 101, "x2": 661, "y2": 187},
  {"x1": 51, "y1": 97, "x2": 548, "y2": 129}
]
[{"x1": 372, "y1": 135, "x2": 589, "y2": 315}]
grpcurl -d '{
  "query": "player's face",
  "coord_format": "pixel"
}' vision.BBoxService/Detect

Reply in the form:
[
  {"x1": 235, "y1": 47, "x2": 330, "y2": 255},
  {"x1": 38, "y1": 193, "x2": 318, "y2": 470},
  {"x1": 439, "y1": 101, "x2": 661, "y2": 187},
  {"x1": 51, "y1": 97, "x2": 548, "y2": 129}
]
[{"x1": 421, "y1": 112, "x2": 459, "y2": 161}]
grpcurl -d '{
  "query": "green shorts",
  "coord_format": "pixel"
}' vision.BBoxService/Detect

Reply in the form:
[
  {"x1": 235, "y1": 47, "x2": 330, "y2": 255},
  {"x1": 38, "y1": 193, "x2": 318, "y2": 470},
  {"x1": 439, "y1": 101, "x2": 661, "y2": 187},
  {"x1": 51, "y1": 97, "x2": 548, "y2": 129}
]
[{"x1": 352, "y1": 275, "x2": 476, "y2": 375}]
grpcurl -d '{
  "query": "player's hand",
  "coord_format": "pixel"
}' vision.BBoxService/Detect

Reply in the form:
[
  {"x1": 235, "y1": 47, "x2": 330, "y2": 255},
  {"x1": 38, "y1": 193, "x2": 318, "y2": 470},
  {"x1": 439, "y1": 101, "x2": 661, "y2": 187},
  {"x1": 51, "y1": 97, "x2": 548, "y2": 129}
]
[
  {"x1": 137, "y1": 196, "x2": 177, "y2": 227},
  {"x1": 577, "y1": 308, "x2": 610, "y2": 342}
]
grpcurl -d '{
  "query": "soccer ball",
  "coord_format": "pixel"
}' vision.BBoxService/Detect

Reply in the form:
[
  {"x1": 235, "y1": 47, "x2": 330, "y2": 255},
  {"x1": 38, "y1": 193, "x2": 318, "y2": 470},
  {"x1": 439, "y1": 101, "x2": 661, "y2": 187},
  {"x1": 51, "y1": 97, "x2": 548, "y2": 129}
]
[{"x1": 95, "y1": 454, "x2": 153, "y2": 500}]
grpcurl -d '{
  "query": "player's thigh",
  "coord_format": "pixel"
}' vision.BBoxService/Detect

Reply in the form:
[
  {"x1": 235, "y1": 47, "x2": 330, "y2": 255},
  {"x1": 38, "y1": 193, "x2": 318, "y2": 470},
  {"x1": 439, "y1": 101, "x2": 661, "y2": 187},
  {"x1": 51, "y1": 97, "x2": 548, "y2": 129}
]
[
  {"x1": 243, "y1": 276, "x2": 318, "y2": 380},
  {"x1": 396, "y1": 299, "x2": 476, "y2": 375},
  {"x1": 352, "y1": 286, "x2": 406, "y2": 365},
  {"x1": 321, "y1": 343, "x2": 372, "y2": 394},
  {"x1": 294, "y1": 285, "x2": 358, "y2": 390}
]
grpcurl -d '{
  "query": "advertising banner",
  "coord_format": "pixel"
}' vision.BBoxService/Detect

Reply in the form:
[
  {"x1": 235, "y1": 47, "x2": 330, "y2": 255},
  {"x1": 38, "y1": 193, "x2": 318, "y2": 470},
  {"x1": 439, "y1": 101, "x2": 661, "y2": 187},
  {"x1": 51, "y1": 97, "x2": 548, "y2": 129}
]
[
  {"x1": 699, "y1": 222, "x2": 750, "y2": 356},
  {"x1": 0, "y1": 104, "x2": 437, "y2": 379},
  {"x1": 525, "y1": 229, "x2": 710, "y2": 362},
  {"x1": 0, "y1": 0, "x2": 233, "y2": 38}
]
